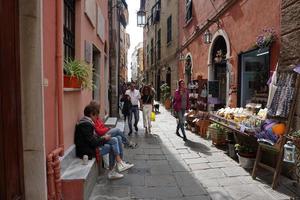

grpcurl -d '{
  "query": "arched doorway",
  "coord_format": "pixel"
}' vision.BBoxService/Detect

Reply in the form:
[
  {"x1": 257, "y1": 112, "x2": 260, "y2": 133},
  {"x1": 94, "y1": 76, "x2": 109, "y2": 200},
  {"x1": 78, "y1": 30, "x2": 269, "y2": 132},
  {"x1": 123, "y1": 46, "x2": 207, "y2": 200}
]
[
  {"x1": 208, "y1": 29, "x2": 231, "y2": 109},
  {"x1": 185, "y1": 55, "x2": 192, "y2": 84}
]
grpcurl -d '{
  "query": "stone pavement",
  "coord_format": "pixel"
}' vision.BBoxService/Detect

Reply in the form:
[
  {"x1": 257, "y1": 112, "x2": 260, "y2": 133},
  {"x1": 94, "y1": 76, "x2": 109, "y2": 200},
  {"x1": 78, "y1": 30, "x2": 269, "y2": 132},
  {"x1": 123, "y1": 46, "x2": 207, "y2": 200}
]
[{"x1": 89, "y1": 106, "x2": 300, "y2": 200}]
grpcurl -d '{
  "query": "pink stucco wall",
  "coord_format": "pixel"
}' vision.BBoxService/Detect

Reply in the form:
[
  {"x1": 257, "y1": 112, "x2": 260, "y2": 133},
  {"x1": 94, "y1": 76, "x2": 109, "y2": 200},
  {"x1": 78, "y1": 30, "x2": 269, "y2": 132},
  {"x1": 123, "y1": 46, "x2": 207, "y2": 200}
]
[
  {"x1": 43, "y1": 0, "x2": 109, "y2": 153},
  {"x1": 43, "y1": 0, "x2": 58, "y2": 154},
  {"x1": 63, "y1": 0, "x2": 109, "y2": 150},
  {"x1": 178, "y1": 0, "x2": 281, "y2": 106}
]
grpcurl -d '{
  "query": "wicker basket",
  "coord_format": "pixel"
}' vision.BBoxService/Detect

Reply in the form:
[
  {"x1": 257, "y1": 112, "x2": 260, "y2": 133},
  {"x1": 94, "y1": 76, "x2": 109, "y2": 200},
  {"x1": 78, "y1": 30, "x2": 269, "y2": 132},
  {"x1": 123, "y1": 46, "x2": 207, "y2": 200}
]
[
  {"x1": 196, "y1": 120, "x2": 209, "y2": 138},
  {"x1": 208, "y1": 126, "x2": 226, "y2": 146}
]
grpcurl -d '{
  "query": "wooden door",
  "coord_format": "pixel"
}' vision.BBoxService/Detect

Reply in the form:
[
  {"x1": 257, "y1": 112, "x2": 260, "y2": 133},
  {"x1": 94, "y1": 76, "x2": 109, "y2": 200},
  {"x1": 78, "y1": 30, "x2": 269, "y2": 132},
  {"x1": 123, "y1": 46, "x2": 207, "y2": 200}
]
[{"x1": 0, "y1": 0, "x2": 25, "y2": 199}]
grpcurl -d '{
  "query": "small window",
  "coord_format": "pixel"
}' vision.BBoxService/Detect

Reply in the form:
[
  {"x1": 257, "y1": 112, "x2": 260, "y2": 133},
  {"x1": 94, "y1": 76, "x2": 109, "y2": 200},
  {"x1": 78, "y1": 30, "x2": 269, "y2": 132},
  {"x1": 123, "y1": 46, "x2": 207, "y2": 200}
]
[
  {"x1": 167, "y1": 15, "x2": 172, "y2": 43},
  {"x1": 185, "y1": 0, "x2": 192, "y2": 22},
  {"x1": 64, "y1": 0, "x2": 76, "y2": 60},
  {"x1": 147, "y1": 44, "x2": 149, "y2": 65},
  {"x1": 157, "y1": 29, "x2": 161, "y2": 60},
  {"x1": 150, "y1": 39, "x2": 154, "y2": 65}
]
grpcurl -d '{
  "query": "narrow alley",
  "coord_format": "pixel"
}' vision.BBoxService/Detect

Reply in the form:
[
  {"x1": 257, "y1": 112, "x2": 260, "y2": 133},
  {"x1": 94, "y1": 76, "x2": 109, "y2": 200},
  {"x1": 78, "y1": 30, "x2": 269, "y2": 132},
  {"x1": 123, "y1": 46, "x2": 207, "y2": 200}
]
[{"x1": 89, "y1": 107, "x2": 298, "y2": 200}]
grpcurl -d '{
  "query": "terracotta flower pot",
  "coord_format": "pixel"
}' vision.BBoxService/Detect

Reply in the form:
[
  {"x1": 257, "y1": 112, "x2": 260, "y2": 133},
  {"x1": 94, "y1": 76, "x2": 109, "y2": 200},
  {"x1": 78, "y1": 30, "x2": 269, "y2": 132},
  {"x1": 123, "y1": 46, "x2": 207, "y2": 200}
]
[
  {"x1": 64, "y1": 76, "x2": 81, "y2": 88},
  {"x1": 164, "y1": 98, "x2": 171, "y2": 109}
]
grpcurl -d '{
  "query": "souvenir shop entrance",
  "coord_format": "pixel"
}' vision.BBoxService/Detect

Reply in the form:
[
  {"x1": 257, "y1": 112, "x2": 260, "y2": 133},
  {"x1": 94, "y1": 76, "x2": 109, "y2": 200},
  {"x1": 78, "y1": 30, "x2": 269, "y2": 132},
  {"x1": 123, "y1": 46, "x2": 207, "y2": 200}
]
[{"x1": 238, "y1": 48, "x2": 270, "y2": 107}]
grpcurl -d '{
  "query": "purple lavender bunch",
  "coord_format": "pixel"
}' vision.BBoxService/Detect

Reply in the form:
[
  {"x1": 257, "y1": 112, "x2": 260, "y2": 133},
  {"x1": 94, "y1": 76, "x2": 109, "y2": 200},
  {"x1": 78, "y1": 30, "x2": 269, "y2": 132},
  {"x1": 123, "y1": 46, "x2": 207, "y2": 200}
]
[{"x1": 256, "y1": 28, "x2": 276, "y2": 48}]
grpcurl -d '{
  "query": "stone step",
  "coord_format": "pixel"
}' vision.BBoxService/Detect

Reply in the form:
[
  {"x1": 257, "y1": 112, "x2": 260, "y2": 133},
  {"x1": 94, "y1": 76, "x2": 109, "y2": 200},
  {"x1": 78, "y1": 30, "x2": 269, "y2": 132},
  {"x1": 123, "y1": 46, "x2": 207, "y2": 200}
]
[{"x1": 60, "y1": 145, "x2": 99, "y2": 200}]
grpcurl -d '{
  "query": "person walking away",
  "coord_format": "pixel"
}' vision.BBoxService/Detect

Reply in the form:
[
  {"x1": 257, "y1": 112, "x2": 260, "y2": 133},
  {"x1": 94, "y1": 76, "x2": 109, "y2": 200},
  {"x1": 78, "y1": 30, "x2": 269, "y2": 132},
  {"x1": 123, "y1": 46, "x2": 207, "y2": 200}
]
[
  {"x1": 173, "y1": 80, "x2": 190, "y2": 141},
  {"x1": 125, "y1": 82, "x2": 141, "y2": 136},
  {"x1": 74, "y1": 104, "x2": 133, "y2": 180},
  {"x1": 141, "y1": 85, "x2": 154, "y2": 134}
]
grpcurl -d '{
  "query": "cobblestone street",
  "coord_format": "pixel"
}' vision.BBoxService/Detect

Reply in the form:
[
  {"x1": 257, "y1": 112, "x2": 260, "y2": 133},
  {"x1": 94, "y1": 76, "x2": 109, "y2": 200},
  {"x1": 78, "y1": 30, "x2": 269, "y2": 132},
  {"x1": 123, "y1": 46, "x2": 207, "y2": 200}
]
[{"x1": 90, "y1": 106, "x2": 299, "y2": 200}]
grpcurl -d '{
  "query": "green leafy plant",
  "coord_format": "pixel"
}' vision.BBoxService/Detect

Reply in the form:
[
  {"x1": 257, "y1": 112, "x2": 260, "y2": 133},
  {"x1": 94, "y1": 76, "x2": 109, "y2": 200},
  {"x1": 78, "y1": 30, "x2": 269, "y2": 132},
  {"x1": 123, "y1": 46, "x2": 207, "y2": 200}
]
[
  {"x1": 160, "y1": 83, "x2": 171, "y2": 103},
  {"x1": 209, "y1": 123, "x2": 225, "y2": 134},
  {"x1": 291, "y1": 130, "x2": 300, "y2": 138},
  {"x1": 64, "y1": 59, "x2": 95, "y2": 90}
]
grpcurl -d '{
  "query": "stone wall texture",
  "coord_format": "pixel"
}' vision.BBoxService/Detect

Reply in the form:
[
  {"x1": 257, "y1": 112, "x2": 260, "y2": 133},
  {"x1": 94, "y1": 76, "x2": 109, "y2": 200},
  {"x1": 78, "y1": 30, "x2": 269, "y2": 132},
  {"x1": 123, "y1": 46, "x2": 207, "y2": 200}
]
[{"x1": 281, "y1": 0, "x2": 300, "y2": 130}]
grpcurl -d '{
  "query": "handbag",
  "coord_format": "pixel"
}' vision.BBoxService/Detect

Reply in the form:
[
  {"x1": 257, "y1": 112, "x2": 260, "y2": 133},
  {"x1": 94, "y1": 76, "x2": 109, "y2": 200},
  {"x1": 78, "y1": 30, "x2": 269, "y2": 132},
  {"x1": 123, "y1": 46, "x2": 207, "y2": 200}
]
[{"x1": 150, "y1": 111, "x2": 156, "y2": 121}]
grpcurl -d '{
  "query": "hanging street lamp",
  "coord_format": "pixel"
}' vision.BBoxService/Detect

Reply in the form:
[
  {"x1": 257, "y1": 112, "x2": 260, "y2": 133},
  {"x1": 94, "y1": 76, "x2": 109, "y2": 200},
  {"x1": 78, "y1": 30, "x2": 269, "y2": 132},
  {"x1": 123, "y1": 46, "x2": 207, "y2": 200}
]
[
  {"x1": 204, "y1": 29, "x2": 212, "y2": 44},
  {"x1": 137, "y1": 10, "x2": 146, "y2": 27}
]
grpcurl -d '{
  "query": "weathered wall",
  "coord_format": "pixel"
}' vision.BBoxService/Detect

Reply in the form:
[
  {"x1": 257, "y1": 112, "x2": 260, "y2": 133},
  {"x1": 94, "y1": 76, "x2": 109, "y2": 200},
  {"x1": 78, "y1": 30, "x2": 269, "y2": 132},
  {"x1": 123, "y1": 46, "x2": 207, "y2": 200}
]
[
  {"x1": 43, "y1": 0, "x2": 59, "y2": 154},
  {"x1": 178, "y1": 0, "x2": 281, "y2": 107},
  {"x1": 20, "y1": 0, "x2": 47, "y2": 198},
  {"x1": 63, "y1": 0, "x2": 109, "y2": 150},
  {"x1": 143, "y1": 0, "x2": 179, "y2": 93},
  {"x1": 280, "y1": 0, "x2": 300, "y2": 130}
]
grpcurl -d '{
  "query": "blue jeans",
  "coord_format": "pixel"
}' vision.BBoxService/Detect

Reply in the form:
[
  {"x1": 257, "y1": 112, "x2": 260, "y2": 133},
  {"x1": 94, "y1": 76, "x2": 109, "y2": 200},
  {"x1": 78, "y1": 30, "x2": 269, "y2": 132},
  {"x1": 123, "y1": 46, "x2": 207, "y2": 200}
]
[
  {"x1": 107, "y1": 127, "x2": 130, "y2": 145},
  {"x1": 128, "y1": 105, "x2": 139, "y2": 132},
  {"x1": 100, "y1": 136, "x2": 123, "y2": 167},
  {"x1": 176, "y1": 109, "x2": 186, "y2": 138}
]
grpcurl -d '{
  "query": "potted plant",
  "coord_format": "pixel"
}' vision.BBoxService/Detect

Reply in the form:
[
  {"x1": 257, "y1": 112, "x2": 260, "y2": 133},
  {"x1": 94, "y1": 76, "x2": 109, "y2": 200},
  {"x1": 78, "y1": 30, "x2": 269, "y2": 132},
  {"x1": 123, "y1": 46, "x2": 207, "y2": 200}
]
[
  {"x1": 160, "y1": 83, "x2": 171, "y2": 109},
  {"x1": 235, "y1": 144, "x2": 256, "y2": 168},
  {"x1": 63, "y1": 59, "x2": 94, "y2": 90},
  {"x1": 208, "y1": 123, "x2": 226, "y2": 146}
]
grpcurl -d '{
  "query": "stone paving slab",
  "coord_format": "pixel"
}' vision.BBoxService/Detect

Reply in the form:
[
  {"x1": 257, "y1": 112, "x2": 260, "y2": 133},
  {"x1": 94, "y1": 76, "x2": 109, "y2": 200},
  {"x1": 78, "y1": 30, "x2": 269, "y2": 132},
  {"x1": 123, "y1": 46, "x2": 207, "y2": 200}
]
[{"x1": 89, "y1": 106, "x2": 296, "y2": 200}]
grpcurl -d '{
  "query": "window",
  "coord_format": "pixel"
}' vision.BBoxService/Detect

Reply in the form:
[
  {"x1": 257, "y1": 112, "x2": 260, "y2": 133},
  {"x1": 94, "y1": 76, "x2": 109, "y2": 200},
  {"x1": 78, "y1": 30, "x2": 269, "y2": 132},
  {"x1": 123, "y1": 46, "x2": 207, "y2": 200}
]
[
  {"x1": 147, "y1": 44, "x2": 149, "y2": 65},
  {"x1": 185, "y1": 0, "x2": 192, "y2": 22},
  {"x1": 167, "y1": 15, "x2": 172, "y2": 43},
  {"x1": 150, "y1": 39, "x2": 154, "y2": 65},
  {"x1": 64, "y1": 0, "x2": 75, "y2": 60},
  {"x1": 157, "y1": 29, "x2": 161, "y2": 60}
]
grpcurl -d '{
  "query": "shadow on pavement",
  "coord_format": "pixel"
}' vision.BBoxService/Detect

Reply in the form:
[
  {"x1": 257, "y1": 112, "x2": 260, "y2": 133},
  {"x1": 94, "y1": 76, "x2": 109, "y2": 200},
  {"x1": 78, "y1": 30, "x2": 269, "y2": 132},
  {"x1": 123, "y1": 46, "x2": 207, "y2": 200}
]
[{"x1": 184, "y1": 139, "x2": 212, "y2": 156}]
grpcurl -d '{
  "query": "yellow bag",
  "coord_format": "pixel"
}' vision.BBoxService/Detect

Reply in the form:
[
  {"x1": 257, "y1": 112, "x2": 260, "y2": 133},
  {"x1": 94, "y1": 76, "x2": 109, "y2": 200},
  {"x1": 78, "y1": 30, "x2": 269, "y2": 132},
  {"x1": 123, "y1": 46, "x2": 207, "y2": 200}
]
[{"x1": 150, "y1": 112, "x2": 156, "y2": 121}]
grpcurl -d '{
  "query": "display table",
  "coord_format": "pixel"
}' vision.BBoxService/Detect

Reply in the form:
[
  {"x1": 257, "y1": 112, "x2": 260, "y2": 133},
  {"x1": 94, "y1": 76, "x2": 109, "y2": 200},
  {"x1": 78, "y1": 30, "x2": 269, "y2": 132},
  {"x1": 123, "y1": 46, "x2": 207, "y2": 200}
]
[{"x1": 209, "y1": 113, "x2": 256, "y2": 137}]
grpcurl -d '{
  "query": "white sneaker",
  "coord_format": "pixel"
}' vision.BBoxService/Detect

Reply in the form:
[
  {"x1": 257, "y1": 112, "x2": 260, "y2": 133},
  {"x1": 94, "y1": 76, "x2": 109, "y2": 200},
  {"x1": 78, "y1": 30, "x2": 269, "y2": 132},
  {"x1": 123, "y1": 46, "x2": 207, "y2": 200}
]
[
  {"x1": 108, "y1": 170, "x2": 124, "y2": 180},
  {"x1": 117, "y1": 161, "x2": 134, "y2": 172}
]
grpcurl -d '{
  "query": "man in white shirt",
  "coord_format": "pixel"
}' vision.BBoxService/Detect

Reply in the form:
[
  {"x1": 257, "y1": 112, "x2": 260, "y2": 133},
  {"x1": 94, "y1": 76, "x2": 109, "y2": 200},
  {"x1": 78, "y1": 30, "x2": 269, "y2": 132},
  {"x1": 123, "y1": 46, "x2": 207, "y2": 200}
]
[{"x1": 125, "y1": 82, "x2": 141, "y2": 135}]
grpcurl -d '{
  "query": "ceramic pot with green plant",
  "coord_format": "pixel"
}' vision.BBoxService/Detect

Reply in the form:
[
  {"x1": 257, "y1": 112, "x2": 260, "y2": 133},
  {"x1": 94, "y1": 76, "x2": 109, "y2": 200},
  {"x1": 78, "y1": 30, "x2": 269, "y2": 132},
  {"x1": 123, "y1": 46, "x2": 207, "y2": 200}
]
[
  {"x1": 63, "y1": 59, "x2": 95, "y2": 90},
  {"x1": 160, "y1": 83, "x2": 171, "y2": 105},
  {"x1": 209, "y1": 123, "x2": 226, "y2": 145}
]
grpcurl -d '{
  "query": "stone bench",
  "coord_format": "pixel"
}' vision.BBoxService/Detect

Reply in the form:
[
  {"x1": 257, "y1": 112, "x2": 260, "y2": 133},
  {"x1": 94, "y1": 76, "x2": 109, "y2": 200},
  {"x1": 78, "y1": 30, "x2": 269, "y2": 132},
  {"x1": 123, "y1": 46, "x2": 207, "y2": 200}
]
[
  {"x1": 60, "y1": 145, "x2": 98, "y2": 200},
  {"x1": 60, "y1": 119, "x2": 125, "y2": 199}
]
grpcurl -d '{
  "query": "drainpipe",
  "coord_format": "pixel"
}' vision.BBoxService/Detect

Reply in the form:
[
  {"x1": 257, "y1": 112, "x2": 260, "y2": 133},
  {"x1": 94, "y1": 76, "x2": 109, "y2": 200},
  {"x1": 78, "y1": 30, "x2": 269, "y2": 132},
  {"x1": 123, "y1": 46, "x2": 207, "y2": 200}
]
[{"x1": 56, "y1": 0, "x2": 64, "y2": 152}]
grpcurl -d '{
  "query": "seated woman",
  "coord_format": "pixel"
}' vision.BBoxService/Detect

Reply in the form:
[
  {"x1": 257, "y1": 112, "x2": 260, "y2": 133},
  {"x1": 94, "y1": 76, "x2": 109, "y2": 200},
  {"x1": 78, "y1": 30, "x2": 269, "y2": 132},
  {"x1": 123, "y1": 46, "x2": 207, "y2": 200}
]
[
  {"x1": 74, "y1": 104, "x2": 134, "y2": 180},
  {"x1": 89, "y1": 101, "x2": 138, "y2": 148}
]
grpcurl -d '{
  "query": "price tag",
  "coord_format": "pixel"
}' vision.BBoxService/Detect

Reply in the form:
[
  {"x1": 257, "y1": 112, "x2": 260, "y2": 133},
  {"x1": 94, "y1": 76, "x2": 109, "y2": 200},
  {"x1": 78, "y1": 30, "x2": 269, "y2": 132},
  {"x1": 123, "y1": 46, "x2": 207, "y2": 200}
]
[{"x1": 240, "y1": 125, "x2": 246, "y2": 133}]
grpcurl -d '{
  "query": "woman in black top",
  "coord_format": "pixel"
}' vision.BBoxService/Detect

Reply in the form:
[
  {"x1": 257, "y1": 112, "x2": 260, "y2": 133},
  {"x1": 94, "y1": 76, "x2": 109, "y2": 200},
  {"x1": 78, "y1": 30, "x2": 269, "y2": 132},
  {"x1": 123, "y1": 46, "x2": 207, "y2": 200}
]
[{"x1": 140, "y1": 85, "x2": 154, "y2": 134}]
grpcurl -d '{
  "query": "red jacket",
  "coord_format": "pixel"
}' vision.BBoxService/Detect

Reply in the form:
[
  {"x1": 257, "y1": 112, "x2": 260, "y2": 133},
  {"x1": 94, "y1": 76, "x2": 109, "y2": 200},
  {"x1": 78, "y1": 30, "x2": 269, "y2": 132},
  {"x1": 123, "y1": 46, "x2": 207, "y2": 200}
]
[
  {"x1": 173, "y1": 89, "x2": 190, "y2": 112},
  {"x1": 94, "y1": 118, "x2": 109, "y2": 136}
]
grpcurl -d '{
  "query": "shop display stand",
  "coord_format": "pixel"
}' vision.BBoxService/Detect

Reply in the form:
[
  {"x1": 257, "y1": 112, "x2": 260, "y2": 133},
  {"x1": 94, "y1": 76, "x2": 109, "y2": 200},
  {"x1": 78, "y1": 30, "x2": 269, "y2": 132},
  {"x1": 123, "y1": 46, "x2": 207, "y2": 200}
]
[
  {"x1": 188, "y1": 78, "x2": 208, "y2": 111},
  {"x1": 252, "y1": 72, "x2": 300, "y2": 189}
]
